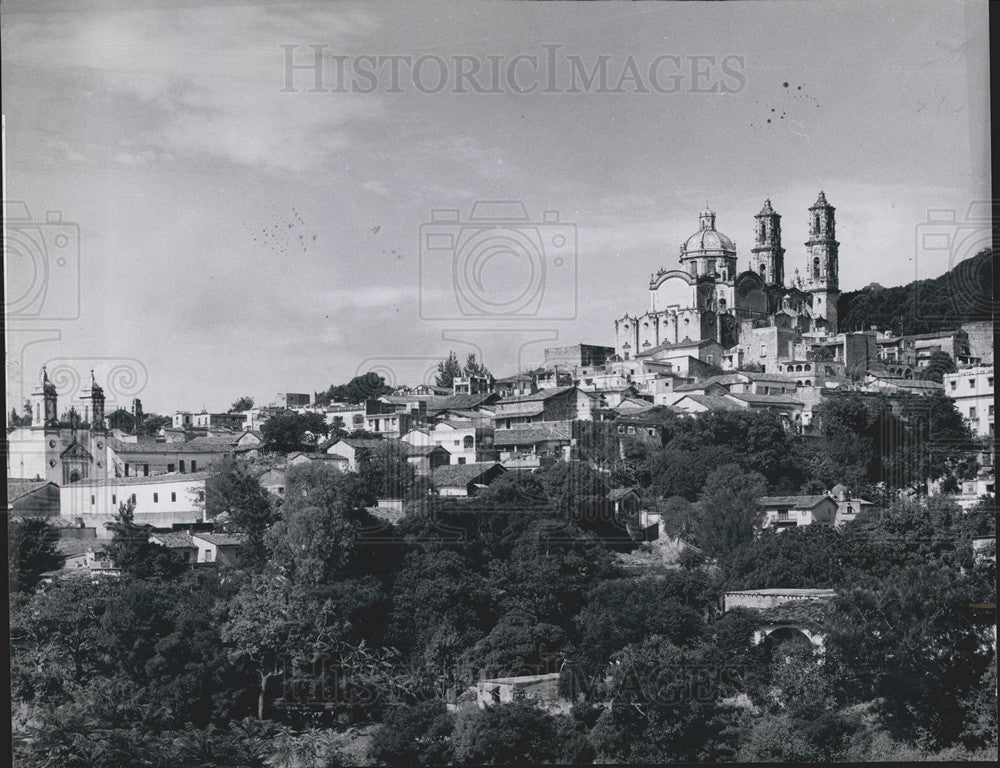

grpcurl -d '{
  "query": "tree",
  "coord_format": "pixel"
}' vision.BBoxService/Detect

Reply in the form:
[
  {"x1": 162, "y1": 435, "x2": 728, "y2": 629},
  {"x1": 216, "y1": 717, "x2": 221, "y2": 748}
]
[
  {"x1": 825, "y1": 559, "x2": 995, "y2": 747},
  {"x1": 577, "y1": 577, "x2": 707, "y2": 667},
  {"x1": 316, "y1": 372, "x2": 392, "y2": 406},
  {"x1": 358, "y1": 440, "x2": 418, "y2": 504},
  {"x1": 461, "y1": 610, "x2": 567, "y2": 679},
  {"x1": 368, "y1": 701, "x2": 455, "y2": 766},
  {"x1": 222, "y1": 572, "x2": 344, "y2": 719},
  {"x1": 463, "y1": 353, "x2": 492, "y2": 380},
  {"x1": 261, "y1": 410, "x2": 327, "y2": 453},
  {"x1": 101, "y1": 500, "x2": 187, "y2": 580},
  {"x1": 694, "y1": 464, "x2": 768, "y2": 562},
  {"x1": 203, "y1": 458, "x2": 275, "y2": 566},
  {"x1": 435, "y1": 351, "x2": 462, "y2": 389},
  {"x1": 452, "y1": 701, "x2": 566, "y2": 765},
  {"x1": 920, "y1": 351, "x2": 957, "y2": 382},
  {"x1": 230, "y1": 395, "x2": 254, "y2": 412},
  {"x1": 138, "y1": 413, "x2": 171, "y2": 436},
  {"x1": 8, "y1": 517, "x2": 64, "y2": 592}
]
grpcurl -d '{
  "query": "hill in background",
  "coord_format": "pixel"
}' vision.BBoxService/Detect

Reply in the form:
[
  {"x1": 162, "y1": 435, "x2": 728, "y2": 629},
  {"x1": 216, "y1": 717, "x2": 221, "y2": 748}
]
[{"x1": 837, "y1": 249, "x2": 993, "y2": 335}]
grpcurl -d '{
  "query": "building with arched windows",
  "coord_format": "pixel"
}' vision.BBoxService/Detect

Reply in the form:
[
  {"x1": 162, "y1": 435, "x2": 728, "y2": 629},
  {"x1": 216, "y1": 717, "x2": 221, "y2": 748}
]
[{"x1": 614, "y1": 193, "x2": 840, "y2": 361}]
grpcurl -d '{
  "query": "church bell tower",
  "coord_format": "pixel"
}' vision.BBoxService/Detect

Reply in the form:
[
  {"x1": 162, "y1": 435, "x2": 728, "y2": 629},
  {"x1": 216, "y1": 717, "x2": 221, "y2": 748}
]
[
  {"x1": 805, "y1": 191, "x2": 839, "y2": 332},
  {"x1": 750, "y1": 199, "x2": 785, "y2": 286}
]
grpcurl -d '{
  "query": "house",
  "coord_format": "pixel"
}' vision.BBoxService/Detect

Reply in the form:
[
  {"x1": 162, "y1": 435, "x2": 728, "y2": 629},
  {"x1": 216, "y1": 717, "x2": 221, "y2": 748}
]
[
  {"x1": 191, "y1": 532, "x2": 248, "y2": 565},
  {"x1": 493, "y1": 373, "x2": 537, "y2": 399},
  {"x1": 670, "y1": 394, "x2": 743, "y2": 414},
  {"x1": 324, "y1": 404, "x2": 367, "y2": 431},
  {"x1": 758, "y1": 495, "x2": 838, "y2": 530},
  {"x1": 55, "y1": 538, "x2": 106, "y2": 574},
  {"x1": 725, "y1": 392, "x2": 805, "y2": 429},
  {"x1": 943, "y1": 365, "x2": 994, "y2": 438},
  {"x1": 108, "y1": 437, "x2": 233, "y2": 477},
  {"x1": 60, "y1": 473, "x2": 209, "y2": 537},
  {"x1": 606, "y1": 487, "x2": 641, "y2": 516},
  {"x1": 634, "y1": 338, "x2": 725, "y2": 376},
  {"x1": 431, "y1": 462, "x2": 507, "y2": 497},
  {"x1": 475, "y1": 673, "x2": 567, "y2": 713},
  {"x1": 256, "y1": 467, "x2": 288, "y2": 498},
  {"x1": 286, "y1": 452, "x2": 350, "y2": 471},
  {"x1": 494, "y1": 421, "x2": 573, "y2": 467},
  {"x1": 492, "y1": 386, "x2": 595, "y2": 429},
  {"x1": 424, "y1": 392, "x2": 500, "y2": 418},
  {"x1": 862, "y1": 373, "x2": 944, "y2": 396},
  {"x1": 399, "y1": 443, "x2": 452, "y2": 475},
  {"x1": 325, "y1": 437, "x2": 385, "y2": 471},
  {"x1": 401, "y1": 421, "x2": 495, "y2": 465},
  {"x1": 7, "y1": 479, "x2": 61, "y2": 517},
  {"x1": 149, "y1": 531, "x2": 200, "y2": 564},
  {"x1": 829, "y1": 484, "x2": 874, "y2": 526}
]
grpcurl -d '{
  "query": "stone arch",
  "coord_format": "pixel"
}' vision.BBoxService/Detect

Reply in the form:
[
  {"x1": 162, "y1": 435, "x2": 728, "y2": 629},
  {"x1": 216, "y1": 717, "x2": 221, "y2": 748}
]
[{"x1": 755, "y1": 624, "x2": 825, "y2": 653}]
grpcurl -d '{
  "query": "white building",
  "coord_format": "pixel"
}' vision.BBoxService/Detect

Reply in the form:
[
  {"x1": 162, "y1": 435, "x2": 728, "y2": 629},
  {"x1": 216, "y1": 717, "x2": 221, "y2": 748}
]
[
  {"x1": 401, "y1": 422, "x2": 481, "y2": 465},
  {"x1": 943, "y1": 365, "x2": 994, "y2": 438},
  {"x1": 60, "y1": 473, "x2": 208, "y2": 538}
]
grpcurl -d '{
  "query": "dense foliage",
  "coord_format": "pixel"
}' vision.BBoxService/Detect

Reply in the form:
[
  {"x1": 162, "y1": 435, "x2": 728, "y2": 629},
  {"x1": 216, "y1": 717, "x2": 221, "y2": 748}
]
[
  {"x1": 837, "y1": 248, "x2": 992, "y2": 334},
  {"x1": 10, "y1": 386, "x2": 996, "y2": 765}
]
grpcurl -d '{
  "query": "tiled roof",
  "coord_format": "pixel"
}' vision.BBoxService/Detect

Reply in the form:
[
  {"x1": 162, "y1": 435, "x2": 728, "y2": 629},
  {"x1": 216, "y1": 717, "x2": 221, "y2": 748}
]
[
  {"x1": 426, "y1": 393, "x2": 498, "y2": 412},
  {"x1": 495, "y1": 385, "x2": 576, "y2": 404},
  {"x1": 56, "y1": 539, "x2": 101, "y2": 557},
  {"x1": 431, "y1": 462, "x2": 504, "y2": 487},
  {"x1": 337, "y1": 438, "x2": 386, "y2": 449},
  {"x1": 677, "y1": 395, "x2": 742, "y2": 410},
  {"x1": 606, "y1": 487, "x2": 638, "y2": 501},
  {"x1": 110, "y1": 438, "x2": 233, "y2": 454},
  {"x1": 7, "y1": 479, "x2": 54, "y2": 502},
  {"x1": 65, "y1": 472, "x2": 210, "y2": 488},
  {"x1": 493, "y1": 424, "x2": 572, "y2": 446},
  {"x1": 193, "y1": 532, "x2": 247, "y2": 546},
  {"x1": 758, "y1": 495, "x2": 832, "y2": 508},
  {"x1": 727, "y1": 393, "x2": 804, "y2": 406},
  {"x1": 150, "y1": 531, "x2": 197, "y2": 548}
]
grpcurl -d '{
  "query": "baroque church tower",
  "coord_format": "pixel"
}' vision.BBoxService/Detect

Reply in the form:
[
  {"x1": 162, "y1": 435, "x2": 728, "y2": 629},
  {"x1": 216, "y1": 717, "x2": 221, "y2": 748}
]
[
  {"x1": 804, "y1": 191, "x2": 839, "y2": 331},
  {"x1": 750, "y1": 199, "x2": 784, "y2": 286}
]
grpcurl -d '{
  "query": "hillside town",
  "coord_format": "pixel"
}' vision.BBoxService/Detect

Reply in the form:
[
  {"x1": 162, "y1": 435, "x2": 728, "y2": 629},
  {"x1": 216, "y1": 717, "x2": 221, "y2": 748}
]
[{"x1": 5, "y1": 1, "x2": 994, "y2": 765}]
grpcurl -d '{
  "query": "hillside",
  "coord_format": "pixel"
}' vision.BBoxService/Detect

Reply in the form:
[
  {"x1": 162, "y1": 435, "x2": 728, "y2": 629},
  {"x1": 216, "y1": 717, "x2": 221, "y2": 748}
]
[{"x1": 837, "y1": 248, "x2": 993, "y2": 335}]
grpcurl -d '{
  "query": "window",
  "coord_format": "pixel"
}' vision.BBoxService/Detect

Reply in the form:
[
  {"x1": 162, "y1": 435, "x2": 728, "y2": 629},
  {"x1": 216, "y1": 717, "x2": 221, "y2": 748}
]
[
  {"x1": 171, "y1": 492, "x2": 176, "y2": 502},
  {"x1": 179, "y1": 460, "x2": 185, "y2": 473},
  {"x1": 112, "y1": 495, "x2": 116, "y2": 505},
  {"x1": 167, "y1": 463, "x2": 175, "y2": 473},
  {"x1": 130, "y1": 494, "x2": 136, "y2": 504},
  {"x1": 457, "y1": 457, "x2": 467, "y2": 465},
  {"x1": 618, "y1": 425, "x2": 625, "y2": 434},
  {"x1": 143, "y1": 464, "x2": 149, "y2": 476},
  {"x1": 990, "y1": 405, "x2": 994, "y2": 416},
  {"x1": 762, "y1": 386, "x2": 769, "y2": 395},
  {"x1": 91, "y1": 495, "x2": 95, "y2": 505},
  {"x1": 969, "y1": 379, "x2": 976, "y2": 389},
  {"x1": 988, "y1": 377, "x2": 994, "y2": 387},
  {"x1": 647, "y1": 428, "x2": 655, "y2": 436},
  {"x1": 153, "y1": 493, "x2": 159, "y2": 503},
  {"x1": 760, "y1": 344, "x2": 766, "y2": 357},
  {"x1": 950, "y1": 380, "x2": 957, "y2": 390},
  {"x1": 970, "y1": 407, "x2": 977, "y2": 419},
  {"x1": 191, "y1": 461, "x2": 197, "y2": 472}
]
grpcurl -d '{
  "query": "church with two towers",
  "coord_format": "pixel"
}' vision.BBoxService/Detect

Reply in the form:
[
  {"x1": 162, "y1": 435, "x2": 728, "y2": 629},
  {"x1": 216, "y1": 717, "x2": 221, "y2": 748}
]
[{"x1": 614, "y1": 192, "x2": 841, "y2": 358}]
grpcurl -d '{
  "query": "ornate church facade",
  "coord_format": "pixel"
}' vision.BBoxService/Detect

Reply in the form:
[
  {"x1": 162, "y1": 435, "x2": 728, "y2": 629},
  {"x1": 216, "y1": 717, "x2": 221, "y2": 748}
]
[
  {"x1": 614, "y1": 192, "x2": 841, "y2": 359},
  {"x1": 6, "y1": 367, "x2": 113, "y2": 485}
]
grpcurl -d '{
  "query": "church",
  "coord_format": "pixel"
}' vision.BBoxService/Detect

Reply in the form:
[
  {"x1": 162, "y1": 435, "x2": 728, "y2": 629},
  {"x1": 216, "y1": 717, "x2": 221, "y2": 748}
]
[
  {"x1": 614, "y1": 192, "x2": 841, "y2": 359},
  {"x1": 6, "y1": 367, "x2": 114, "y2": 485}
]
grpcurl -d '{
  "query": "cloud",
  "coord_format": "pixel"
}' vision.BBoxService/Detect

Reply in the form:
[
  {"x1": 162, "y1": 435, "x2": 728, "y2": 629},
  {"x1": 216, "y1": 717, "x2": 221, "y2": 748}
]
[{"x1": 4, "y1": 2, "x2": 384, "y2": 173}]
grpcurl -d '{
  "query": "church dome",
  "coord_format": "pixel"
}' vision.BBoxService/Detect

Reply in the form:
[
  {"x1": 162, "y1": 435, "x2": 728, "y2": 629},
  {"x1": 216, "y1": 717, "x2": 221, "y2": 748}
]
[{"x1": 682, "y1": 208, "x2": 736, "y2": 257}]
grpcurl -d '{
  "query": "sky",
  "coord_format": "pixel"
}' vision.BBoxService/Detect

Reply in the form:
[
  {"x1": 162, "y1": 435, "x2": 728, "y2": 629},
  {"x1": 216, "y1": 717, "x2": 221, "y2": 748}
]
[{"x1": 3, "y1": 0, "x2": 990, "y2": 414}]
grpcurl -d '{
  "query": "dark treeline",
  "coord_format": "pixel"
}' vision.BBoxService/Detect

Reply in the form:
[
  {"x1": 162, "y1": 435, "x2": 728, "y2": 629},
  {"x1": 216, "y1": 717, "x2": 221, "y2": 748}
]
[{"x1": 9, "y1": 391, "x2": 997, "y2": 766}]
